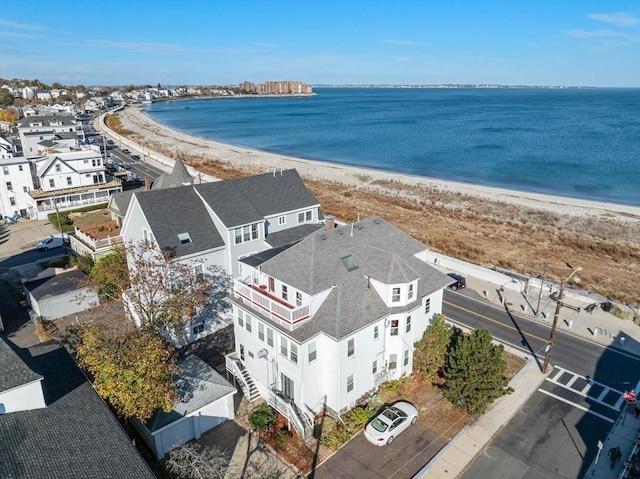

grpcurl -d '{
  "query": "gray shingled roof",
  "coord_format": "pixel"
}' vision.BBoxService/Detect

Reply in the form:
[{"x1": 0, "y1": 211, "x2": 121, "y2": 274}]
[
  {"x1": 17, "y1": 115, "x2": 76, "y2": 127},
  {"x1": 194, "y1": 169, "x2": 319, "y2": 228},
  {"x1": 145, "y1": 354, "x2": 236, "y2": 432},
  {"x1": 24, "y1": 269, "x2": 89, "y2": 301},
  {"x1": 107, "y1": 190, "x2": 135, "y2": 218},
  {"x1": 135, "y1": 185, "x2": 225, "y2": 256},
  {"x1": 0, "y1": 342, "x2": 155, "y2": 479},
  {"x1": 151, "y1": 156, "x2": 193, "y2": 190},
  {"x1": 264, "y1": 223, "x2": 325, "y2": 249},
  {"x1": 0, "y1": 338, "x2": 42, "y2": 394},
  {"x1": 239, "y1": 216, "x2": 453, "y2": 342}
]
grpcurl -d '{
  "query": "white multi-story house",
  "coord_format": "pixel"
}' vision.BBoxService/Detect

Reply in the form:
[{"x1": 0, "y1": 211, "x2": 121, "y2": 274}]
[
  {"x1": 17, "y1": 114, "x2": 83, "y2": 158},
  {"x1": 29, "y1": 149, "x2": 122, "y2": 219},
  {"x1": 120, "y1": 169, "x2": 323, "y2": 342},
  {"x1": 225, "y1": 216, "x2": 453, "y2": 440},
  {"x1": 0, "y1": 156, "x2": 37, "y2": 220}
]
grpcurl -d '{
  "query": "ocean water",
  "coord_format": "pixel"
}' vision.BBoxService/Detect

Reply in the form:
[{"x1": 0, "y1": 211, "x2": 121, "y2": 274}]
[{"x1": 144, "y1": 88, "x2": 640, "y2": 206}]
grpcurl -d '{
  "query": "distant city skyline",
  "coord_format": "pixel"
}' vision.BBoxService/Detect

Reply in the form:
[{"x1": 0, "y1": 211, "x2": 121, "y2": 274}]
[{"x1": 1, "y1": 0, "x2": 639, "y2": 88}]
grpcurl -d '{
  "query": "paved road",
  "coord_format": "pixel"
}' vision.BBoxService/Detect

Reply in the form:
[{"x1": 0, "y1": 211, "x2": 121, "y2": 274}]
[{"x1": 444, "y1": 290, "x2": 640, "y2": 479}]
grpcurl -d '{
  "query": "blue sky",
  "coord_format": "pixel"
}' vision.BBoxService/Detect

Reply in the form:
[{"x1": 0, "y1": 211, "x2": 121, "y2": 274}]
[{"x1": 1, "y1": 0, "x2": 639, "y2": 87}]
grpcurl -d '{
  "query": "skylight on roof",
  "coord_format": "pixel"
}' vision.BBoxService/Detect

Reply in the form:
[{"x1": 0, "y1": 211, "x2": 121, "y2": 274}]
[
  {"x1": 341, "y1": 255, "x2": 358, "y2": 271},
  {"x1": 177, "y1": 232, "x2": 192, "y2": 244}
]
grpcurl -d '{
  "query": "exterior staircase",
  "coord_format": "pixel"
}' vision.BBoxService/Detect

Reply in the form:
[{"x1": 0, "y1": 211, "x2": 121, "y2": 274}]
[{"x1": 226, "y1": 356, "x2": 261, "y2": 402}]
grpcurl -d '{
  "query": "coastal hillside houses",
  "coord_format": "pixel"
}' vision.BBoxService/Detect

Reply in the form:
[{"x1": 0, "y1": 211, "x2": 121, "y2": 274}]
[
  {"x1": 120, "y1": 169, "x2": 323, "y2": 343},
  {"x1": 225, "y1": 216, "x2": 453, "y2": 440}
]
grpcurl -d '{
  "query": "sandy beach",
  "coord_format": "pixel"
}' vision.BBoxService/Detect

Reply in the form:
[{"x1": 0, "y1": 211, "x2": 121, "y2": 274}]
[{"x1": 115, "y1": 103, "x2": 640, "y2": 224}]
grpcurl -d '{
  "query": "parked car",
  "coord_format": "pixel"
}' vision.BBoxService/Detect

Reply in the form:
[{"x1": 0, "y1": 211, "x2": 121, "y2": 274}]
[
  {"x1": 122, "y1": 148, "x2": 130, "y2": 154},
  {"x1": 447, "y1": 272, "x2": 466, "y2": 290},
  {"x1": 364, "y1": 401, "x2": 418, "y2": 446},
  {"x1": 37, "y1": 234, "x2": 68, "y2": 251},
  {"x1": 131, "y1": 154, "x2": 140, "y2": 160}
]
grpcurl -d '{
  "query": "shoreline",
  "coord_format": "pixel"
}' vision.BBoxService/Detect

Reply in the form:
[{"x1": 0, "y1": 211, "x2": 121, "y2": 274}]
[{"x1": 117, "y1": 104, "x2": 640, "y2": 224}]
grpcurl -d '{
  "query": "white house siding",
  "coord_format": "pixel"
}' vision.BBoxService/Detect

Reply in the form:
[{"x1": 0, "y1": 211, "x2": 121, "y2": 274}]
[
  {"x1": 264, "y1": 205, "x2": 319, "y2": 237},
  {"x1": 0, "y1": 380, "x2": 46, "y2": 413},
  {"x1": 150, "y1": 394, "x2": 235, "y2": 459},
  {"x1": 27, "y1": 287, "x2": 98, "y2": 321},
  {"x1": 0, "y1": 157, "x2": 37, "y2": 219},
  {"x1": 232, "y1": 289, "x2": 445, "y2": 416},
  {"x1": 37, "y1": 153, "x2": 105, "y2": 192}
]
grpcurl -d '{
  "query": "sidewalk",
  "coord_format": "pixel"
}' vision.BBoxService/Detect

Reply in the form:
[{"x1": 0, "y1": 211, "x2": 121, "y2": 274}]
[{"x1": 415, "y1": 269, "x2": 640, "y2": 479}]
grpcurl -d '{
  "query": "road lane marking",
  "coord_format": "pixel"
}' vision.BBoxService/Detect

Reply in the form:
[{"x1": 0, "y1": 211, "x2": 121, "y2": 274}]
[
  {"x1": 537, "y1": 389, "x2": 615, "y2": 423},
  {"x1": 444, "y1": 298, "x2": 640, "y2": 363},
  {"x1": 544, "y1": 366, "x2": 623, "y2": 411}
]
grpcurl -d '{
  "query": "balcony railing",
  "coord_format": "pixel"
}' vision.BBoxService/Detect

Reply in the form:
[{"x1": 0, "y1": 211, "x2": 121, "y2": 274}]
[
  {"x1": 73, "y1": 227, "x2": 123, "y2": 250},
  {"x1": 233, "y1": 278, "x2": 310, "y2": 328}
]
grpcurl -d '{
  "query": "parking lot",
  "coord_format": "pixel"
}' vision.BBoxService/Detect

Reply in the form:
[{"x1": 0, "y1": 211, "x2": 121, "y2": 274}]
[{"x1": 314, "y1": 423, "x2": 446, "y2": 479}]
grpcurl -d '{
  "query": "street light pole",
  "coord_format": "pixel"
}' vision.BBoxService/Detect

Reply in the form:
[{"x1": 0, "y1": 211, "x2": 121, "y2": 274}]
[
  {"x1": 542, "y1": 266, "x2": 582, "y2": 373},
  {"x1": 535, "y1": 264, "x2": 546, "y2": 317}
]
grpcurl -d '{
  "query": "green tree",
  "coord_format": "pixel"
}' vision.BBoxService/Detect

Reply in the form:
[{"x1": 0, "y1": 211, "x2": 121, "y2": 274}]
[
  {"x1": 442, "y1": 328, "x2": 513, "y2": 415},
  {"x1": 76, "y1": 323, "x2": 177, "y2": 421},
  {"x1": 413, "y1": 314, "x2": 452, "y2": 383},
  {"x1": 248, "y1": 404, "x2": 276, "y2": 432},
  {"x1": 90, "y1": 246, "x2": 129, "y2": 300}
]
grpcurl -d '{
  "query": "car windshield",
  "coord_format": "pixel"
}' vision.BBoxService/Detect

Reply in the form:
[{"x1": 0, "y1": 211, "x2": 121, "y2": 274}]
[{"x1": 370, "y1": 417, "x2": 389, "y2": 433}]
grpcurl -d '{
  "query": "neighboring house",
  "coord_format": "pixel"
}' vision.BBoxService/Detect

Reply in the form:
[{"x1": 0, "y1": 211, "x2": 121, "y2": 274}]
[
  {"x1": 70, "y1": 216, "x2": 123, "y2": 261},
  {"x1": 16, "y1": 114, "x2": 83, "y2": 158},
  {"x1": 225, "y1": 216, "x2": 453, "y2": 440},
  {"x1": 0, "y1": 341, "x2": 156, "y2": 478},
  {"x1": 120, "y1": 169, "x2": 323, "y2": 342},
  {"x1": 106, "y1": 189, "x2": 135, "y2": 228},
  {"x1": 151, "y1": 155, "x2": 194, "y2": 189},
  {"x1": 23, "y1": 268, "x2": 99, "y2": 321},
  {"x1": 131, "y1": 354, "x2": 237, "y2": 459},
  {"x1": 0, "y1": 155, "x2": 37, "y2": 219},
  {"x1": 29, "y1": 149, "x2": 122, "y2": 219},
  {"x1": 0, "y1": 338, "x2": 46, "y2": 414}
]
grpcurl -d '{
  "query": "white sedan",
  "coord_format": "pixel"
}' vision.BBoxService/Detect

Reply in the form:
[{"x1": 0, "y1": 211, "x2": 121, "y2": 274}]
[{"x1": 364, "y1": 401, "x2": 418, "y2": 446}]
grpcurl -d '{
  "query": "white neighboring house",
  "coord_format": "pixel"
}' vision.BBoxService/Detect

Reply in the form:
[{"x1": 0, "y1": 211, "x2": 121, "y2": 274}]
[
  {"x1": 130, "y1": 354, "x2": 237, "y2": 459},
  {"x1": 225, "y1": 216, "x2": 454, "y2": 440},
  {"x1": 0, "y1": 156, "x2": 37, "y2": 220},
  {"x1": 16, "y1": 114, "x2": 83, "y2": 158},
  {"x1": 29, "y1": 149, "x2": 122, "y2": 219},
  {"x1": 120, "y1": 169, "x2": 323, "y2": 343},
  {"x1": 0, "y1": 338, "x2": 46, "y2": 414}
]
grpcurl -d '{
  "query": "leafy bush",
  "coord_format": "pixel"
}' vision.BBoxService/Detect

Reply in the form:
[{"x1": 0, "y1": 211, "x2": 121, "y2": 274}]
[
  {"x1": 275, "y1": 429, "x2": 292, "y2": 447},
  {"x1": 248, "y1": 404, "x2": 276, "y2": 432}
]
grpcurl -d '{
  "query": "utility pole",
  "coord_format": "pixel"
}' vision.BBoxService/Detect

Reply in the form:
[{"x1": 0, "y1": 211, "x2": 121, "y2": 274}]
[
  {"x1": 542, "y1": 266, "x2": 582, "y2": 374},
  {"x1": 535, "y1": 264, "x2": 546, "y2": 317}
]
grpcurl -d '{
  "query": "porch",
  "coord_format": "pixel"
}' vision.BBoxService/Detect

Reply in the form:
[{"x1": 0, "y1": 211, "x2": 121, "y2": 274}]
[{"x1": 233, "y1": 277, "x2": 310, "y2": 330}]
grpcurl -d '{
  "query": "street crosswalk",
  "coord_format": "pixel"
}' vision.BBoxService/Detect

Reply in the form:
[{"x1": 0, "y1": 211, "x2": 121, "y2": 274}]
[{"x1": 538, "y1": 366, "x2": 624, "y2": 423}]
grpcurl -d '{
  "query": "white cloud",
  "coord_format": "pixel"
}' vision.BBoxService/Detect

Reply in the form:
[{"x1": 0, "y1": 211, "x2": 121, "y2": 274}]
[
  {"x1": 565, "y1": 29, "x2": 626, "y2": 39},
  {"x1": 249, "y1": 42, "x2": 280, "y2": 48},
  {"x1": 385, "y1": 39, "x2": 424, "y2": 46},
  {"x1": 587, "y1": 12, "x2": 640, "y2": 27},
  {"x1": 0, "y1": 19, "x2": 47, "y2": 31}
]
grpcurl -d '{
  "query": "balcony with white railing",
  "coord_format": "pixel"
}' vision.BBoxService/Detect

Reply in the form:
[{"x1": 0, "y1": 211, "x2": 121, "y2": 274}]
[{"x1": 233, "y1": 278, "x2": 310, "y2": 329}]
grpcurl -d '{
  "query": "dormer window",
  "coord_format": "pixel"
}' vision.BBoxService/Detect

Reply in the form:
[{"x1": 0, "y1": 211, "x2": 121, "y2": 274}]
[
  {"x1": 392, "y1": 287, "x2": 401, "y2": 302},
  {"x1": 177, "y1": 232, "x2": 192, "y2": 244}
]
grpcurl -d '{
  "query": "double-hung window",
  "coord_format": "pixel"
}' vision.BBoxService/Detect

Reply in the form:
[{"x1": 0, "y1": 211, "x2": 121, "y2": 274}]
[
  {"x1": 389, "y1": 354, "x2": 397, "y2": 370},
  {"x1": 267, "y1": 327, "x2": 274, "y2": 347},
  {"x1": 425, "y1": 298, "x2": 431, "y2": 314},
  {"x1": 308, "y1": 342, "x2": 317, "y2": 362},
  {"x1": 390, "y1": 320, "x2": 399, "y2": 336},
  {"x1": 347, "y1": 375, "x2": 354, "y2": 393},
  {"x1": 406, "y1": 316, "x2": 412, "y2": 333},
  {"x1": 347, "y1": 338, "x2": 355, "y2": 357},
  {"x1": 404, "y1": 349, "x2": 409, "y2": 367},
  {"x1": 258, "y1": 322, "x2": 265, "y2": 342},
  {"x1": 392, "y1": 287, "x2": 401, "y2": 302},
  {"x1": 408, "y1": 283, "x2": 414, "y2": 300}
]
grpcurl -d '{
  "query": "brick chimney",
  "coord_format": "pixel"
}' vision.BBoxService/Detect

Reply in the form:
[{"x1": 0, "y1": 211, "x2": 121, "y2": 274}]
[
  {"x1": 325, "y1": 215, "x2": 335, "y2": 231},
  {"x1": 144, "y1": 176, "x2": 152, "y2": 190}
]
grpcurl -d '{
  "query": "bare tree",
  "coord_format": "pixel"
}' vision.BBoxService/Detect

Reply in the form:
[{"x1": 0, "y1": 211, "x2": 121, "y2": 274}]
[
  {"x1": 122, "y1": 240, "x2": 231, "y2": 346},
  {"x1": 165, "y1": 443, "x2": 229, "y2": 479}
]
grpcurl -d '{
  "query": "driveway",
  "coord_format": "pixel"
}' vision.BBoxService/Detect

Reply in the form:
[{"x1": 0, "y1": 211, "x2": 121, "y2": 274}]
[{"x1": 313, "y1": 424, "x2": 446, "y2": 479}]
